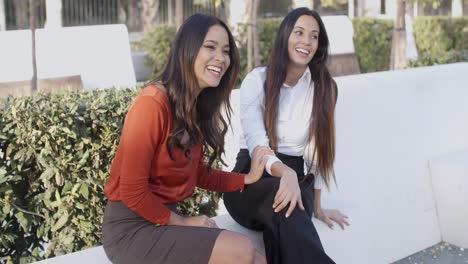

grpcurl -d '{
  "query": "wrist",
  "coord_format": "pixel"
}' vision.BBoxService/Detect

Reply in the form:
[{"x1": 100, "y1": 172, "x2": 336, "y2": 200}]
[
  {"x1": 168, "y1": 212, "x2": 186, "y2": 226},
  {"x1": 244, "y1": 173, "x2": 253, "y2": 185}
]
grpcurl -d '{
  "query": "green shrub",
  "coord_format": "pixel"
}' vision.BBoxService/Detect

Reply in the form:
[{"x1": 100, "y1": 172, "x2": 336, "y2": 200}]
[
  {"x1": 352, "y1": 18, "x2": 393, "y2": 73},
  {"x1": 408, "y1": 49, "x2": 468, "y2": 67},
  {"x1": 141, "y1": 25, "x2": 177, "y2": 80},
  {"x1": 0, "y1": 88, "x2": 220, "y2": 263},
  {"x1": 411, "y1": 16, "x2": 468, "y2": 67},
  {"x1": 237, "y1": 18, "x2": 282, "y2": 86}
]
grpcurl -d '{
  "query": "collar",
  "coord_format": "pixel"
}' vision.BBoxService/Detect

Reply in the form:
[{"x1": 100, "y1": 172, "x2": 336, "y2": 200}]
[{"x1": 283, "y1": 67, "x2": 311, "y2": 88}]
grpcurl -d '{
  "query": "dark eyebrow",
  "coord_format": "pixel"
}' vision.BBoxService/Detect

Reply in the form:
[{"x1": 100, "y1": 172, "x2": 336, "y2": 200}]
[
  {"x1": 204, "y1": 40, "x2": 218, "y2": 45},
  {"x1": 204, "y1": 40, "x2": 230, "y2": 49},
  {"x1": 293, "y1": 26, "x2": 319, "y2": 33}
]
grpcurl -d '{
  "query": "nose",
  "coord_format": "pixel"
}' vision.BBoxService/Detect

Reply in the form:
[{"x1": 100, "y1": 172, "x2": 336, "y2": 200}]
[
  {"x1": 215, "y1": 49, "x2": 226, "y2": 62},
  {"x1": 303, "y1": 35, "x2": 313, "y2": 46}
]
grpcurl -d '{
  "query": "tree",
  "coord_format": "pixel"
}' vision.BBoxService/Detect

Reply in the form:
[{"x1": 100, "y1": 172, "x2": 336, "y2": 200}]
[
  {"x1": 30, "y1": 0, "x2": 37, "y2": 92},
  {"x1": 175, "y1": 0, "x2": 183, "y2": 30},
  {"x1": 390, "y1": 0, "x2": 406, "y2": 69},
  {"x1": 142, "y1": 0, "x2": 160, "y2": 32},
  {"x1": 390, "y1": 0, "x2": 443, "y2": 70},
  {"x1": 118, "y1": 0, "x2": 141, "y2": 32},
  {"x1": 247, "y1": 0, "x2": 260, "y2": 72}
]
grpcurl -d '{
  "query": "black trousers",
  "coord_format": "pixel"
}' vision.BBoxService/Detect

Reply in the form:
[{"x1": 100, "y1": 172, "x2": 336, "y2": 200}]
[{"x1": 223, "y1": 149, "x2": 335, "y2": 264}]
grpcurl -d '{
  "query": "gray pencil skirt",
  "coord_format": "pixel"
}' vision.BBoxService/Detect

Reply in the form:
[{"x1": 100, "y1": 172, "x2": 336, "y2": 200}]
[{"x1": 102, "y1": 201, "x2": 223, "y2": 264}]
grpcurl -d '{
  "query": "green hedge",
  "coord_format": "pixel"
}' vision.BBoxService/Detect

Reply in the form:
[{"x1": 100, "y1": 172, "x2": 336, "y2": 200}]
[
  {"x1": 141, "y1": 25, "x2": 177, "y2": 80},
  {"x1": 352, "y1": 18, "x2": 394, "y2": 73},
  {"x1": 236, "y1": 18, "x2": 282, "y2": 85},
  {"x1": 0, "y1": 88, "x2": 220, "y2": 263},
  {"x1": 410, "y1": 16, "x2": 468, "y2": 67}
]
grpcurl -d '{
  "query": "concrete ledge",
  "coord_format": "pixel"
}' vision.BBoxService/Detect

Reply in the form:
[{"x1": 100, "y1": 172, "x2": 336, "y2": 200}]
[{"x1": 430, "y1": 149, "x2": 468, "y2": 248}]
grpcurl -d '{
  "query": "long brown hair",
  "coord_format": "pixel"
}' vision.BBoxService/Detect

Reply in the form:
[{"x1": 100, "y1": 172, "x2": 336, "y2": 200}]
[
  {"x1": 157, "y1": 14, "x2": 240, "y2": 168},
  {"x1": 264, "y1": 8, "x2": 337, "y2": 187}
]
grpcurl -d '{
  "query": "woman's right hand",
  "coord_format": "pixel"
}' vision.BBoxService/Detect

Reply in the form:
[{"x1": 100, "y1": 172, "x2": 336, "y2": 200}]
[
  {"x1": 273, "y1": 168, "x2": 305, "y2": 218},
  {"x1": 168, "y1": 213, "x2": 218, "y2": 228},
  {"x1": 244, "y1": 146, "x2": 273, "y2": 185}
]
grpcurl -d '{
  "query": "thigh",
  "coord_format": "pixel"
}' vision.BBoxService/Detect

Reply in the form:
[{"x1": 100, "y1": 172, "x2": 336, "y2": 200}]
[
  {"x1": 103, "y1": 201, "x2": 222, "y2": 264},
  {"x1": 224, "y1": 176, "x2": 280, "y2": 231}
]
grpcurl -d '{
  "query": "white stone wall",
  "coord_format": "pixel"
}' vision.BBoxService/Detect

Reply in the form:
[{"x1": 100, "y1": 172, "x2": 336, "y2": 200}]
[{"x1": 224, "y1": 63, "x2": 468, "y2": 263}]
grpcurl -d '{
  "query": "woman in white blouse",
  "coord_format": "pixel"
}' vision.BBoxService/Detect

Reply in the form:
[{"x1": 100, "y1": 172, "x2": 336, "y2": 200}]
[{"x1": 224, "y1": 8, "x2": 349, "y2": 264}]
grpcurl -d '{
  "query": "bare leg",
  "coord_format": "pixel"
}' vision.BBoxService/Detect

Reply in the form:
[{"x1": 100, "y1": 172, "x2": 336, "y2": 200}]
[{"x1": 208, "y1": 231, "x2": 266, "y2": 264}]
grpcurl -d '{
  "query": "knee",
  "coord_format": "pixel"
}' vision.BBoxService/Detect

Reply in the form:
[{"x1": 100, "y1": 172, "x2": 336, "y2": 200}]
[
  {"x1": 236, "y1": 235, "x2": 256, "y2": 264},
  {"x1": 211, "y1": 231, "x2": 257, "y2": 264}
]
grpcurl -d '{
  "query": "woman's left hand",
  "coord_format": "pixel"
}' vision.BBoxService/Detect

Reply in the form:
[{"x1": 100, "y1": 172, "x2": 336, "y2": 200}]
[{"x1": 314, "y1": 208, "x2": 350, "y2": 230}]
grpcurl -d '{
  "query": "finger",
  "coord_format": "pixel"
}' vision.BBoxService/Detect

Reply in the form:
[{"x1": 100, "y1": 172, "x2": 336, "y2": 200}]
[
  {"x1": 274, "y1": 196, "x2": 291, "y2": 213},
  {"x1": 298, "y1": 197, "x2": 305, "y2": 211},
  {"x1": 273, "y1": 187, "x2": 285, "y2": 206},
  {"x1": 322, "y1": 216, "x2": 334, "y2": 229},
  {"x1": 285, "y1": 198, "x2": 297, "y2": 218},
  {"x1": 273, "y1": 189, "x2": 287, "y2": 208}
]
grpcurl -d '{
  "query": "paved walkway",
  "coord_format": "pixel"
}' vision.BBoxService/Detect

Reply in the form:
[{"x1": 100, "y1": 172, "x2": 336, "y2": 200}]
[{"x1": 394, "y1": 242, "x2": 468, "y2": 264}]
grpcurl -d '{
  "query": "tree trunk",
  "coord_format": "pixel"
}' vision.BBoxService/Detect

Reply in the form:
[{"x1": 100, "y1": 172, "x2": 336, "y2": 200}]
[
  {"x1": 29, "y1": 0, "x2": 37, "y2": 93},
  {"x1": 390, "y1": 0, "x2": 406, "y2": 70},
  {"x1": 15, "y1": 0, "x2": 28, "y2": 29},
  {"x1": 168, "y1": 0, "x2": 174, "y2": 24},
  {"x1": 175, "y1": 0, "x2": 183, "y2": 30},
  {"x1": 247, "y1": 0, "x2": 253, "y2": 71},
  {"x1": 142, "y1": 0, "x2": 160, "y2": 32},
  {"x1": 252, "y1": 0, "x2": 260, "y2": 67}
]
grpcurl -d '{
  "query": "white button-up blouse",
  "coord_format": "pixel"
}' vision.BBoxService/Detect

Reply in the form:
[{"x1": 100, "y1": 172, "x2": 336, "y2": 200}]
[{"x1": 239, "y1": 66, "x2": 324, "y2": 189}]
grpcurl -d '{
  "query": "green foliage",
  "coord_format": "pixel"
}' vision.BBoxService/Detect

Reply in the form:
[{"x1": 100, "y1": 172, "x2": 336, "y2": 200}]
[
  {"x1": 408, "y1": 49, "x2": 468, "y2": 67},
  {"x1": 0, "y1": 88, "x2": 220, "y2": 262},
  {"x1": 411, "y1": 16, "x2": 468, "y2": 67},
  {"x1": 141, "y1": 25, "x2": 177, "y2": 80},
  {"x1": 352, "y1": 18, "x2": 394, "y2": 73},
  {"x1": 237, "y1": 18, "x2": 282, "y2": 86}
]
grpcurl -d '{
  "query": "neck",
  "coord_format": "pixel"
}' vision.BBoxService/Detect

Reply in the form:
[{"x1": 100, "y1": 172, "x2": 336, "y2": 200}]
[{"x1": 284, "y1": 63, "x2": 307, "y2": 87}]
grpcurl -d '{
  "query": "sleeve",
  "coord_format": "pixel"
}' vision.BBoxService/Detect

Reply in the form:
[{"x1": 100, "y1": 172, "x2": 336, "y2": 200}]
[
  {"x1": 118, "y1": 96, "x2": 171, "y2": 225},
  {"x1": 240, "y1": 69, "x2": 282, "y2": 171},
  {"x1": 196, "y1": 158, "x2": 245, "y2": 192}
]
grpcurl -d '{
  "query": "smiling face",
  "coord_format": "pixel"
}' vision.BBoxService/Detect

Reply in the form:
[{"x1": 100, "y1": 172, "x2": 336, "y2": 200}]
[
  {"x1": 194, "y1": 25, "x2": 231, "y2": 90},
  {"x1": 287, "y1": 15, "x2": 320, "y2": 69}
]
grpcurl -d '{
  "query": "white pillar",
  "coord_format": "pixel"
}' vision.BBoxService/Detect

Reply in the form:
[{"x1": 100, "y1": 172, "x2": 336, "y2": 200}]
[
  {"x1": 0, "y1": 0, "x2": 6, "y2": 31},
  {"x1": 45, "y1": 0, "x2": 63, "y2": 28},
  {"x1": 452, "y1": 0, "x2": 463, "y2": 17},
  {"x1": 349, "y1": 0, "x2": 355, "y2": 18}
]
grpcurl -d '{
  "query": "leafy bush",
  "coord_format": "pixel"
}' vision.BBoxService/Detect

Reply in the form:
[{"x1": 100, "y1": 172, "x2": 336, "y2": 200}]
[
  {"x1": 352, "y1": 18, "x2": 393, "y2": 73},
  {"x1": 408, "y1": 49, "x2": 468, "y2": 67},
  {"x1": 141, "y1": 25, "x2": 177, "y2": 80},
  {"x1": 0, "y1": 88, "x2": 220, "y2": 263},
  {"x1": 237, "y1": 18, "x2": 282, "y2": 85},
  {"x1": 411, "y1": 16, "x2": 468, "y2": 67}
]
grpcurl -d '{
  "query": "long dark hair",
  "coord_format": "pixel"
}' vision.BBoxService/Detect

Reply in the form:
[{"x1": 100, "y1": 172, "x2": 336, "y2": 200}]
[
  {"x1": 157, "y1": 14, "x2": 240, "y2": 168},
  {"x1": 264, "y1": 8, "x2": 337, "y2": 187}
]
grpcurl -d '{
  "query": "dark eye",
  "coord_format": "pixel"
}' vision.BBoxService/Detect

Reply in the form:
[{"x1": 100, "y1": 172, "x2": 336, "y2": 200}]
[
  {"x1": 204, "y1": 45, "x2": 215, "y2": 50},
  {"x1": 223, "y1": 49, "x2": 230, "y2": 54},
  {"x1": 294, "y1": 31, "x2": 303, "y2": 36}
]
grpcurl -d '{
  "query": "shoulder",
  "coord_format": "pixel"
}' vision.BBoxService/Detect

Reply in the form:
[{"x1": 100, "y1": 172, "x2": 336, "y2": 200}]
[
  {"x1": 245, "y1": 66, "x2": 267, "y2": 81},
  {"x1": 136, "y1": 83, "x2": 170, "y2": 109}
]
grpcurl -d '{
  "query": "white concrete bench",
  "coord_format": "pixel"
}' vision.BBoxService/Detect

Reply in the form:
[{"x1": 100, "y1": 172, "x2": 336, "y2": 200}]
[
  {"x1": 34, "y1": 63, "x2": 468, "y2": 263},
  {"x1": 0, "y1": 24, "x2": 136, "y2": 94}
]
